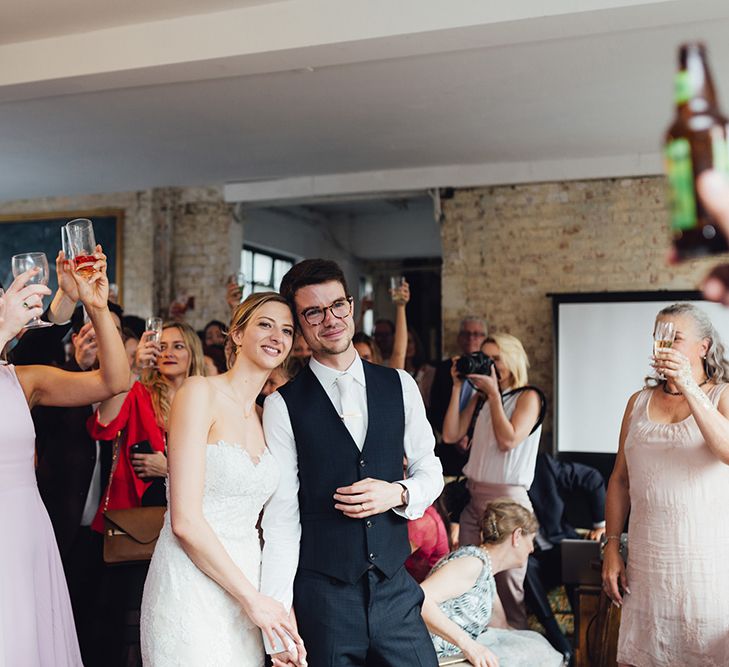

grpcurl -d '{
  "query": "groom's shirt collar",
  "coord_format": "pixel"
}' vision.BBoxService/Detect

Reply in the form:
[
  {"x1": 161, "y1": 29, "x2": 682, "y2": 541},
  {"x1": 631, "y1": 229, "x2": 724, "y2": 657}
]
[{"x1": 309, "y1": 352, "x2": 366, "y2": 389}]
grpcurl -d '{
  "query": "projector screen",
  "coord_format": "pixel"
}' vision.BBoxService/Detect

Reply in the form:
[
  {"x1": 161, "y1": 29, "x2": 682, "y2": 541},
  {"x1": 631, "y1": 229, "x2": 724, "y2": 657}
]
[{"x1": 555, "y1": 292, "x2": 729, "y2": 454}]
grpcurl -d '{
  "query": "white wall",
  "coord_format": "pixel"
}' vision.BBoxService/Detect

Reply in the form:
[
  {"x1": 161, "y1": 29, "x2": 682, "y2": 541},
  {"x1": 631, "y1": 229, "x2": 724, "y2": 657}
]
[{"x1": 329, "y1": 197, "x2": 441, "y2": 260}]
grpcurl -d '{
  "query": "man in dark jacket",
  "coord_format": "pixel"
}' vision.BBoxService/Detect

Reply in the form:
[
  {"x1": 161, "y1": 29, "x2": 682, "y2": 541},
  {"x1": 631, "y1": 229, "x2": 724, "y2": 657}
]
[{"x1": 525, "y1": 452, "x2": 606, "y2": 663}]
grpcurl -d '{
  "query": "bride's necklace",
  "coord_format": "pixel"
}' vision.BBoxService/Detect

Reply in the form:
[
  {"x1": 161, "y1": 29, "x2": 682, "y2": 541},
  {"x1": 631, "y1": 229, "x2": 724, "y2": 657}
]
[{"x1": 662, "y1": 377, "x2": 709, "y2": 396}]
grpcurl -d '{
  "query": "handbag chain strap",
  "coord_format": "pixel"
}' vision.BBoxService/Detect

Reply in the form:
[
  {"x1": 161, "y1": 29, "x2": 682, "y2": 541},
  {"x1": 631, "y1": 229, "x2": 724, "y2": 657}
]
[{"x1": 102, "y1": 429, "x2": 124, "y2": 514}]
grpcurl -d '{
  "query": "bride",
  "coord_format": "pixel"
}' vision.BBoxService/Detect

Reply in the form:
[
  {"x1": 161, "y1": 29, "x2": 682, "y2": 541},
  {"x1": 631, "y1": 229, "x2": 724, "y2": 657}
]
[{"x1": 141, "y1": 292, "x2": 306, "y2": 667}]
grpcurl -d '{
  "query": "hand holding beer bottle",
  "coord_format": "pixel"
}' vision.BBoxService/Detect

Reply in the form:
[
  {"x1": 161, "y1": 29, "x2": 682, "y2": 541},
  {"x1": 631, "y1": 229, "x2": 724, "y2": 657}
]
[{"x1": 665, "y1": 43, "x2": 729, "y2": 259}]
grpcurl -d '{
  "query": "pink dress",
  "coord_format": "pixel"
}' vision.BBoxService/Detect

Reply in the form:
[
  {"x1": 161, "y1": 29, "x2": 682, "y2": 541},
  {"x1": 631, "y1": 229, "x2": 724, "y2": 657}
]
[
  {"x1": 618, "y1": 385, "x2": 729, "y2": 666},
  {"x1": 0, "y1": 363, "x2": 82, "y2": 666},
  {"x1": 405, "y1": 505, "x2": 449, "y2": 583}
]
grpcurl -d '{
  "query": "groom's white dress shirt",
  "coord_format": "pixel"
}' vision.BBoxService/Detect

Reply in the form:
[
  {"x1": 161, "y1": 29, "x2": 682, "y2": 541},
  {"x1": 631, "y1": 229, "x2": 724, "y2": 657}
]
[{"x1": 260, "y1": 353, "x2": 443, "y2": 645}]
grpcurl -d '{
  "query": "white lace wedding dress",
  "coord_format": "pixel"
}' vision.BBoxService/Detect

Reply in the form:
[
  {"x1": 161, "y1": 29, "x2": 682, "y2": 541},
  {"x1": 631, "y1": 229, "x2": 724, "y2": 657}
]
[{"x1": 141, "y1": 441, "x2": 279, "y2": 666}]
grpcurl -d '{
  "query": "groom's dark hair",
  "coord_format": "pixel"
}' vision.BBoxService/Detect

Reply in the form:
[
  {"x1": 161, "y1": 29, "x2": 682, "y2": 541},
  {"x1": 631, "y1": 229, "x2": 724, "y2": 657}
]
[{"x1": 279, "y1": 259, "x2": 350, "y2": 307}]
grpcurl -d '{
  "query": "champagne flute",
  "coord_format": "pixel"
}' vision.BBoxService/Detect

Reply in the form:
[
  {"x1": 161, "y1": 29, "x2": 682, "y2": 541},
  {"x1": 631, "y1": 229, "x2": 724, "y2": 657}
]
[
  {"x1": 145, "y1": 317, "x2": 163, "y2": 368},
  {"x1": 11, "y1": 253, "x2": 54, "y2": 329},
  {"x1": 65, "y1": 218, "x2": 97, "y2": 277},
  {"x1": 653, "y1": 321, "x2": 676, "y2": 380}
]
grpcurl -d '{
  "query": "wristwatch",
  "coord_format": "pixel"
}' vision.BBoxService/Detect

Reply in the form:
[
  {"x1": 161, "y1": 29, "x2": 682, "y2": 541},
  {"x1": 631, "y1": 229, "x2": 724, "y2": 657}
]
[{"x1": 396, "y1": 482, "x2": 410, "y2": 508}]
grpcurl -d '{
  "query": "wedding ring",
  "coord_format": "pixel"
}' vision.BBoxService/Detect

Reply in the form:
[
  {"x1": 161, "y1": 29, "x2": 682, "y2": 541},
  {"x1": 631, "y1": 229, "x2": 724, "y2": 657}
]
[
  {"x1": 360, "y1": 503, "x2": 365, "y2": 512},
  {"x1": 22, "y1": 301, "x2": 30, "y2": 309}
]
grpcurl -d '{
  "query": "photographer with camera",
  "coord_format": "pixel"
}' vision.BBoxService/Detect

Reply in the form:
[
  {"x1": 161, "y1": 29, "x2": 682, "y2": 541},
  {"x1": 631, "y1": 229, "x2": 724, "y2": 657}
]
[{"x1": 442, "y1": 333, "x2": 543, "y2": 630}]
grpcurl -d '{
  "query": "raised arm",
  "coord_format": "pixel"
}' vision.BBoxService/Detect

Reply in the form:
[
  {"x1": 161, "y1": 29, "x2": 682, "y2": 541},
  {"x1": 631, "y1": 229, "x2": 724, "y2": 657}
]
[
  {"x1": 658, "y1": 347, "x2": 729, "y2": 465},
  {"x1": 168, "y1": 377, "x2": 303, "y2": 655},
  {"x1": 16, "y1": 249, "x2": 129, "y2": 408},
  {"x1": 602, "y1": 391, "x2": 638, "y2": 607},
  {"x1": 388, "y1": 281, "x2": 410, "y2": 370}
]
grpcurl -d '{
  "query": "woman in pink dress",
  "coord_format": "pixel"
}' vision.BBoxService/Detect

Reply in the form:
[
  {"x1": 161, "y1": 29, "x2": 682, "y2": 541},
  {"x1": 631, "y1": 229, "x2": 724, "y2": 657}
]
[
  {"x1": 0, "y1": 250, "x2": 129, "y2": 666},
  {"x1": 603, "y1": 303, "x2": 729, "y2": 666}
]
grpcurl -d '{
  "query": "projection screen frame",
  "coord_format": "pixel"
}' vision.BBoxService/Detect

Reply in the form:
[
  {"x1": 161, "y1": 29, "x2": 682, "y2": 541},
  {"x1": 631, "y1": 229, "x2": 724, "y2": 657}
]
[{"x1": 550, "y1": 289, "x2": 703, "y2": 463}]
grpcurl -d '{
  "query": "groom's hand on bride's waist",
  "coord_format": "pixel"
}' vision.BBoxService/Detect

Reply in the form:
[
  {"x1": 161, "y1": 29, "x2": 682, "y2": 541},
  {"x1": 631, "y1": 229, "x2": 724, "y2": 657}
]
[{"x1": 333, "y1": 478, "x2": 406, "y2": 518}]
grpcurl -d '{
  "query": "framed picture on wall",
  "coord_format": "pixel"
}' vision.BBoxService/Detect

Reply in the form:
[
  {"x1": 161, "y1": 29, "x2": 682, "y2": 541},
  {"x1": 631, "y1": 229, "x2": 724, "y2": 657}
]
[{"x1": 0, "y1": 209, "x2": 123, "y2": 298}]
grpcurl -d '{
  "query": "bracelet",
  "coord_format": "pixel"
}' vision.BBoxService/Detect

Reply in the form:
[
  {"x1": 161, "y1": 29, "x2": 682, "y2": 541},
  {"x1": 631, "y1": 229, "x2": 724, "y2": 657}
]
[{"x1": 604, "y1": 535, "x2": 621, "y2": 542}]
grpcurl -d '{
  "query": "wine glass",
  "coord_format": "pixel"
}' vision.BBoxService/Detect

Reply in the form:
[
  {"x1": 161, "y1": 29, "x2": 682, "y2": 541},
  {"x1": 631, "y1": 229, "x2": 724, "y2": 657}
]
[
  {"x1": 145, "y1": 317, "x2": 163, "y2": 367},
  {"x1": 65, "y1": 218, "x2": 97, "y2": 277},
  {"x1": 653, "y1": 321, "x2": 676, "y2": 380},
  {"x1": 11, "y1": 252, "x2": 54, "y2": 329}
]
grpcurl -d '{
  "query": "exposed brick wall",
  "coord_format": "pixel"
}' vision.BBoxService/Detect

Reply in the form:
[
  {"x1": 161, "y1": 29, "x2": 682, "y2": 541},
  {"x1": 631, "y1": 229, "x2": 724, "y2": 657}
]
[
  {"x1": 440, "y1": 176, "x2": 726, "y2": 440},
  {"x1": 0, "y1": 187, "x2": 237, "y2": 329}
]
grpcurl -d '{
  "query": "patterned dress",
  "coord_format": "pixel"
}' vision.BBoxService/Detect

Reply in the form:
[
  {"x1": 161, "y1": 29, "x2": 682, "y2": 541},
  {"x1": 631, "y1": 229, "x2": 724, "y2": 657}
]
[{"x1": 430, "y1": 546, "x2": 563, "y2": 666}]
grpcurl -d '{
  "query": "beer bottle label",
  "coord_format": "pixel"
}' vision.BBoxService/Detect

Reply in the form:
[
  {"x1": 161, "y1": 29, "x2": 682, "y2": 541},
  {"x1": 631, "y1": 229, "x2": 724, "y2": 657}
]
[
  {"x1": 665, "y1": 138, "x2": 696, "y2": 231},
  {"x1": 712, "y1": 132, "x2": 729, "y2": 175},
  {"x1": 674, "y1": 71, "x2": 692, "y2": 105}
]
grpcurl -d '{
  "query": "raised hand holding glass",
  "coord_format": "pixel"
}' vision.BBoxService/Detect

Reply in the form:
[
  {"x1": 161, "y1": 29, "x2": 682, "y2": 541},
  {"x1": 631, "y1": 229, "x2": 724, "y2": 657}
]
[
  {"x1": 11, "y1": 253, "x2": 53, "y2": 329},
  {"x1": 65, "y1": 218, "x2": 97, "y2": 277}
]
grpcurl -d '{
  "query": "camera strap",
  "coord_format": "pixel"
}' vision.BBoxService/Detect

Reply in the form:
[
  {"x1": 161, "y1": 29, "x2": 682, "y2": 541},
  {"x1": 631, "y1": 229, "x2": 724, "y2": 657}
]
[{"x1": 501, "y1": 385, "x2": 547, "y2": 434}]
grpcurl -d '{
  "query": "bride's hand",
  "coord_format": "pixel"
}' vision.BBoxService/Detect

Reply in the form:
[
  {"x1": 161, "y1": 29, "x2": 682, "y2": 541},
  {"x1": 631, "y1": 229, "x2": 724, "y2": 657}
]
[{"x1": 243, "y1": 593, "x2": 305, "y2": 663}]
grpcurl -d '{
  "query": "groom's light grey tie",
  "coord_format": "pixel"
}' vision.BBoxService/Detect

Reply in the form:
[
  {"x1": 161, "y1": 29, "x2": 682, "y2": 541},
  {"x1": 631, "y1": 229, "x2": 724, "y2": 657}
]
[{"x1": 336, "y1": 372, "x2": 364, "y2": 449}]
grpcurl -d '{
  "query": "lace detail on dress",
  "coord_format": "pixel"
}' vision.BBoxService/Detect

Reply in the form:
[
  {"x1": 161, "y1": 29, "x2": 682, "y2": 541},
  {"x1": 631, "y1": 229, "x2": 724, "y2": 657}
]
[{"x1": 141, "y1": 442, "x2": 279, "y2": 667}]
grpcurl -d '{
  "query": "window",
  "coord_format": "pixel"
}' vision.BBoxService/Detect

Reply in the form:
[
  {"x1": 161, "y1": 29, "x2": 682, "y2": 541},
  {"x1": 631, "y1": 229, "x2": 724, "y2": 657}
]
[{"x1": 241, "y1": 245, "x2": 294, "y2": 297}]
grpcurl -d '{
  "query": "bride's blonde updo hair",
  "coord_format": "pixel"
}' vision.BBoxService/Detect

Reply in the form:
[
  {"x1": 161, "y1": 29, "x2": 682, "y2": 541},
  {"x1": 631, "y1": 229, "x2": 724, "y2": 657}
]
[
  {"x1": 226, "y1": 292, "x2": 295, "y2": 369},
  {"x1": 479, "y1": 499, "x2": 539, "y2": 545}
]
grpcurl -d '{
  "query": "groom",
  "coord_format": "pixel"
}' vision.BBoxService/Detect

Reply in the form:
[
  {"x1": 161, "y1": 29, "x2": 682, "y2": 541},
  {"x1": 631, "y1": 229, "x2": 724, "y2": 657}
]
[{"x1": 261, "y1": 259, "x2": 443, "y2": 666}]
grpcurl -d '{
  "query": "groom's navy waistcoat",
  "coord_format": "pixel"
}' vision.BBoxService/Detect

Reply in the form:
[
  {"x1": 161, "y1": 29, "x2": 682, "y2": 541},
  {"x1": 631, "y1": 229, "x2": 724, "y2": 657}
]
[{"x1": 278, "y1": 360, "x2": 410, "y2": 584}]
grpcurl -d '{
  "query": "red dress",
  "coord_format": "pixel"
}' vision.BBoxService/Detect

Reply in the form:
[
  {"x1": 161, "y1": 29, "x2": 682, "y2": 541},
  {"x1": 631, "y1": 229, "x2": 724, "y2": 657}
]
[
  {"x1": 405, "y1": 505, "x2": 449, "y2": 583},
  {"x1": 87, "y1": 382, "x2": 165, "y2": 533}
]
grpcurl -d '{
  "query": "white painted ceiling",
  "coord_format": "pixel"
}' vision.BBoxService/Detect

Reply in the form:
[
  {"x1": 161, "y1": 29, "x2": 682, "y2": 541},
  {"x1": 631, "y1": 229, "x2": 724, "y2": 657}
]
[{"x1": 2, "y1": 0, "x2": 729, "y2": 202}]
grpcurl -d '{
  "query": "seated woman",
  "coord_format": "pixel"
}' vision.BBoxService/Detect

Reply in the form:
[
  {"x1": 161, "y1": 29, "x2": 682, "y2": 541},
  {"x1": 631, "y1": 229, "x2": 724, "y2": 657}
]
[{"x1": 421, "y1": 500, "x2": 563, "y2": 667}]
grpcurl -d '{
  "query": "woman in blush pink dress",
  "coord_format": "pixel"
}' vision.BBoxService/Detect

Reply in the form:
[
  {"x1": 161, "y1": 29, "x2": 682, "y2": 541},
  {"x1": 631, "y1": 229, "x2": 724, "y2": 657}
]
[
  {"x1": 603, "y1": 303, "x2": 729, "y2": 667},
  {"x1": 0, "y1": 250, "x2": 128, "y2": 667}
]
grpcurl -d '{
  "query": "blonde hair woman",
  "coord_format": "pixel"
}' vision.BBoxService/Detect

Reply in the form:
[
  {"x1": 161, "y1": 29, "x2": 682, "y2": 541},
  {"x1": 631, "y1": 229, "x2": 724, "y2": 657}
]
[
  {"x1": 421, "y1": 500, "x2": 562, "y2": 667},
  {"x1": 442, "y1": 333, "x2": 543, "y2": 630},
  {"x1": 141, "y1": 292, "x2": 306, "y2": 667},
  {"x1": 89, "y1": 320, "x2": 205, "y2": 523}
]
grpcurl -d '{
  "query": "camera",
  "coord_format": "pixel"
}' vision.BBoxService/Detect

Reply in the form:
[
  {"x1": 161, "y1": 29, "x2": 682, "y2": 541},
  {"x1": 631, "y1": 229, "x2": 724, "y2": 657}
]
[{"x1": 455, "y1": 351, "x2": 495, "y2": 378}]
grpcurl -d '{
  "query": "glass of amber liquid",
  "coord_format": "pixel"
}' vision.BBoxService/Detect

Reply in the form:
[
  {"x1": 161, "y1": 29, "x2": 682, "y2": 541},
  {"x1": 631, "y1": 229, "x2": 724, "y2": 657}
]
[
  {"x1": 653, "y1": 321, "x2": 676, "y2": 379},
  {"x1": 65, "y1": 218, "x2": 97, "y2": 277}
]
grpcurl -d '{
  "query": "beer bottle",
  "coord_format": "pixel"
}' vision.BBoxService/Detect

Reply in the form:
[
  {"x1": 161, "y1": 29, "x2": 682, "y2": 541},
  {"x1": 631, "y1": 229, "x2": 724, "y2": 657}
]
[{"x1": 665, "y1": 42, "x2": 729, "y2": 259}]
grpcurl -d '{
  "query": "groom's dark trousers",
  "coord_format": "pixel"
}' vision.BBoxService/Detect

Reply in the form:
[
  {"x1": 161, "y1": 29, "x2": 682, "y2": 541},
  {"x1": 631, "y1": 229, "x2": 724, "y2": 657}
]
[{"x1": 279, "y1": 362, "x2": 438, "y2": 667}]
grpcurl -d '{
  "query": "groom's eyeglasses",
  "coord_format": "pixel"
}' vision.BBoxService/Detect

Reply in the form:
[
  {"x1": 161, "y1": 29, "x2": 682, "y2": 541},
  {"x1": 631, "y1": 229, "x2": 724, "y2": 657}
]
[{"x1": 300, "y1": 296, "x2": 354, "y2": 326}]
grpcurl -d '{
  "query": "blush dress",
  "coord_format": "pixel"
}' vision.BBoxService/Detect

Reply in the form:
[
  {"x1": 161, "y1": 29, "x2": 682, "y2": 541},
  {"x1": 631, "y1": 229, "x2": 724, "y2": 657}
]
[
  {"x1": 0, "y1": 363, "x2": 82, "y2": 666},
  {"x1": 618, "y1": 385, "x2": 729, "y2": 666}
]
